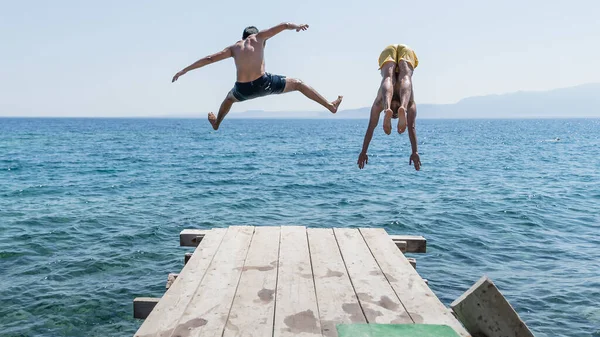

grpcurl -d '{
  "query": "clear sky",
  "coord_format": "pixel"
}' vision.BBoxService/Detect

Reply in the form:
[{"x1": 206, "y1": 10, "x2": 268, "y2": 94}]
[{"x1": 1, "y1": 0, "x2": 598, "y2": 117}]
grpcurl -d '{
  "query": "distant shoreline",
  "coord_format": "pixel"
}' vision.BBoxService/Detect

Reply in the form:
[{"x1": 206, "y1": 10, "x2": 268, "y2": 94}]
[
  {"x1": 1, "y1": 116, "x2": 599, "y2": 120},
  {"x1": 2, "y1": 83, "x2": 598, "y2": 119}
]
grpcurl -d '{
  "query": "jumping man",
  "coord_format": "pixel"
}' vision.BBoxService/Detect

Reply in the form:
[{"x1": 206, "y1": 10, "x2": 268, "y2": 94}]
[
  {"x1": 172, "y1": 23, "x2": 343, "y2": 130},
  {"x1": 357, "y1": 44, "x2": 421, "y2": 171}
]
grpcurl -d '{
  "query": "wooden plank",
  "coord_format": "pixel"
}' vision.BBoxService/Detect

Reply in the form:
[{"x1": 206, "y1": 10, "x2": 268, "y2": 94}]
[
  {"x1": 360, "y1": 228, "x2": 470, "y2": 337},
  {"x1": 450, "y1": 276, "x2": 535, "y2": 337},
  {"x1": 166, "y1": 273, "x2": 178, "y2": 290},
  {"x1": 389, "y1": 235, "x2": 426, "y2": 253},
  {"x1": 134, "y1": 228, "x2": 228, "y2": 337},
  {"x1": 180, "y1": 229, "x2": 209, "y2": 247},
  {"x1": 307, "y1": 228, "x2": 367, "y2": 337},
  {"x1": 134, "y1": 297, "x2": 160, "y2": 319},
  {"x1": 223, "y1": 226, "x2": 281, "y2": 337},
  {"x1": 273, "y1": 226, "x2": 322, "y2": 337},
  {"x1": 333, "y1": 228, "x2": 411, "y2": 324},
  {"x1": 170, "y1": 226, "x2": 255, "y2": 337}
]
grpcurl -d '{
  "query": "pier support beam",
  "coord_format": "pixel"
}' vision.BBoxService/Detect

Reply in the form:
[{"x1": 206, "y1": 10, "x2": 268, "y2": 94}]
[
  {"x1": 389, "y1": 235, "x2": 427, "y2": 253},
  {"x1": 180, "y1": 230, "x2": 427, "y2": 253},
  {"x1": 133, "y1": 297, "x2": 160, "y2": 319}
]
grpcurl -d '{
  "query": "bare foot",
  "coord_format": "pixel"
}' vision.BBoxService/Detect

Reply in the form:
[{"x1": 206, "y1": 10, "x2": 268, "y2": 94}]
[
  {"x1": 208, "y1": 112, "x2": 218, "y2": 130},
  {"x1": 329, "y1": 96, "x2": 343, "y2": 113},
  {"x1": 383, "y1": 108, "x2": 393, "y2": 135},
  {"x1": 397, "y1": 107, "x2": 407, "y2": 134}
]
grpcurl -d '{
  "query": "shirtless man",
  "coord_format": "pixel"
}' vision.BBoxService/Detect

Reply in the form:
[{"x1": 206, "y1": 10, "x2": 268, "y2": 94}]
[
  {"x1": 172, "y1": 23, "x2": 343, "y2": 130},
  {"x1": 357, "y1": 44, "x2": 421, "y2": 171}
]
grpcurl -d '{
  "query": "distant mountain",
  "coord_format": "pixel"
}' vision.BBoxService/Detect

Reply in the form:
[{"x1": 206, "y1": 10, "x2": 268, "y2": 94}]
[{"x1": 229, "y1": 83, "x2": 600, "y2": 119}]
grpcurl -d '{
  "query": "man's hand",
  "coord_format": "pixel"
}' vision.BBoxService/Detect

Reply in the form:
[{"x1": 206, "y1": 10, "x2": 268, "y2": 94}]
[
  {"x1": 409, "y1": 152, "x2": 421, "y2": 171},
  {"x1": 172, "y1": 70, "x2": 186, "y2": 83},
  {"x1": 292, "y1": 24, "x2": 309, "y2": 32},
  {"x1": 357, "y1": 152, "x2": 369, "y2": 169}
]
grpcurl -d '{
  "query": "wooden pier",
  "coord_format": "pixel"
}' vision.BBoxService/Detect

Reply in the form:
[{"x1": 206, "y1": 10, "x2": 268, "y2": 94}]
[{"x1": 134, "y1": 226, "x2": 471, "y2": 337}]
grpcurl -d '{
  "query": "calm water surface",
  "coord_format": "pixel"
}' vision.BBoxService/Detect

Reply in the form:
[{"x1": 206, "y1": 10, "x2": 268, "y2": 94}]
[{"x1": 1, "y1": 118, "x2": 599, "y2": 336}]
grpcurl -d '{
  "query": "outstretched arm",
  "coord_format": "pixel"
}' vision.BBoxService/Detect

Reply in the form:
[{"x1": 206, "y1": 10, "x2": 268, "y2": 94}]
[
  {"x1": 357, "y1": 100, "x2": 382, "y2": 169},
  {"x1": 407, "y1": 103, "x2": 421, "y2": 170},
  {"x1": 256, "y1": 22, "x2": 309, "y2": 41},
  {"x1": 172, "y1": 47, "x2": 232, "y2": 82}
]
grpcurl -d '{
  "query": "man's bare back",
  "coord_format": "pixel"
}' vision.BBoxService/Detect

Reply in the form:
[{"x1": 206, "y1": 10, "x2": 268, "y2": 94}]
[
  {"x1": 230, "y1": 36, "x2": 266, "y2": 82},
  {"x1": 171, "y1": 23, "x2": 342, "y2": 130}
]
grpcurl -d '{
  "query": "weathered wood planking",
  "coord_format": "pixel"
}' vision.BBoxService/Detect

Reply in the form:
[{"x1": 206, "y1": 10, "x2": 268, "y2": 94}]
[
  {"x1": 223, "y1": 226, "x2": 280, "y2": 337},
  {"x1": 170, "y1": 226, "x2": 254, "y2": 337},
  {"x1": 180, "y1": 230, "x2": 425, "y2": 253},
  {"x1": 360, "y1": 228, "x2": 471, "y2": 337},
  {"x1": 307, "y1": 228, "x2": 367, "y2": 337},
  {"x1": 273, "y1": 226, "x2": 322, "y2": 337},
  {"x1": 135, "y1": 228, "x2": 227, "y2": 337},
  {"x1": 334, "y1": 228, "x2": 412, "y2": 324},
  {"x1": 450, "y1": 276, "x2": 534, "y2": 337},
  {"x1": 137, "y1": 227, "x2": 481, "y2": 337},
  {"x1": 134, "y1": 297, "x2": 160, "y2": 319}
]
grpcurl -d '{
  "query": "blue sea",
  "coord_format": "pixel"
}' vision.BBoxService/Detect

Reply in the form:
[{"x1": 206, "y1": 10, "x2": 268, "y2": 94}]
[{"x1": 1, "y1": 118, "x2": 599, "y2": 337}]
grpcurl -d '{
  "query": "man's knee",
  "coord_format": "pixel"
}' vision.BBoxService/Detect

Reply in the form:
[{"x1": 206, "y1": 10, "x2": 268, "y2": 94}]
[
  {"x1": 286, "y1": 78, "x2": 303, "y2": 91},
  {"x1": 382, "y1": 70, "x2": 395, "y2": 82},
  {"x1": 381, "y1": 75, "x2": 394, "y2": 92}
]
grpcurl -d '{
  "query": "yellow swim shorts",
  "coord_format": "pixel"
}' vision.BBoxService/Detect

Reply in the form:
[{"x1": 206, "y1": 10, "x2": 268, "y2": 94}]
[{"x1": 378, "y1": 44, "x2": 419, "y2": 70}]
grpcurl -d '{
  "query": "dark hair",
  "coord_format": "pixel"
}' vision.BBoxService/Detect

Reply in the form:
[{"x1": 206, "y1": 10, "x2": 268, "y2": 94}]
[{"x1": 242, "y1": 26, "x2": 259, "y2": 39}]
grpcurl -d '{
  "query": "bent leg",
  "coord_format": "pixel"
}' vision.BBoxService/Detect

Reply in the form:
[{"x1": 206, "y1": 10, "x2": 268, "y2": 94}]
[
  {"x1": 379, "y1": 62, "x2": 396, "y2": 135},
  {"x1": 396, "y1": 60, "x2": 413, "y2": 134},
  {"x1": 283, "y1": 78, "x2": 343, "y2": 113},
  {"x1": 208, "y1": 91, "x2": 238, "y2": 130}
]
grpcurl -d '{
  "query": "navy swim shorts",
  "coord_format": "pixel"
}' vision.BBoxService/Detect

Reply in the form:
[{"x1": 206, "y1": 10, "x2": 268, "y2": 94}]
[{"x1": 231, "y1": 73, "x2": 287, "y2": 101}]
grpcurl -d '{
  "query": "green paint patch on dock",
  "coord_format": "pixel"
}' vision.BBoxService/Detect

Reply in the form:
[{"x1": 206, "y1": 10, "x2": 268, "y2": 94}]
[{"x1": 336, "y1": 324, "x2": 461, "y2": 337}]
